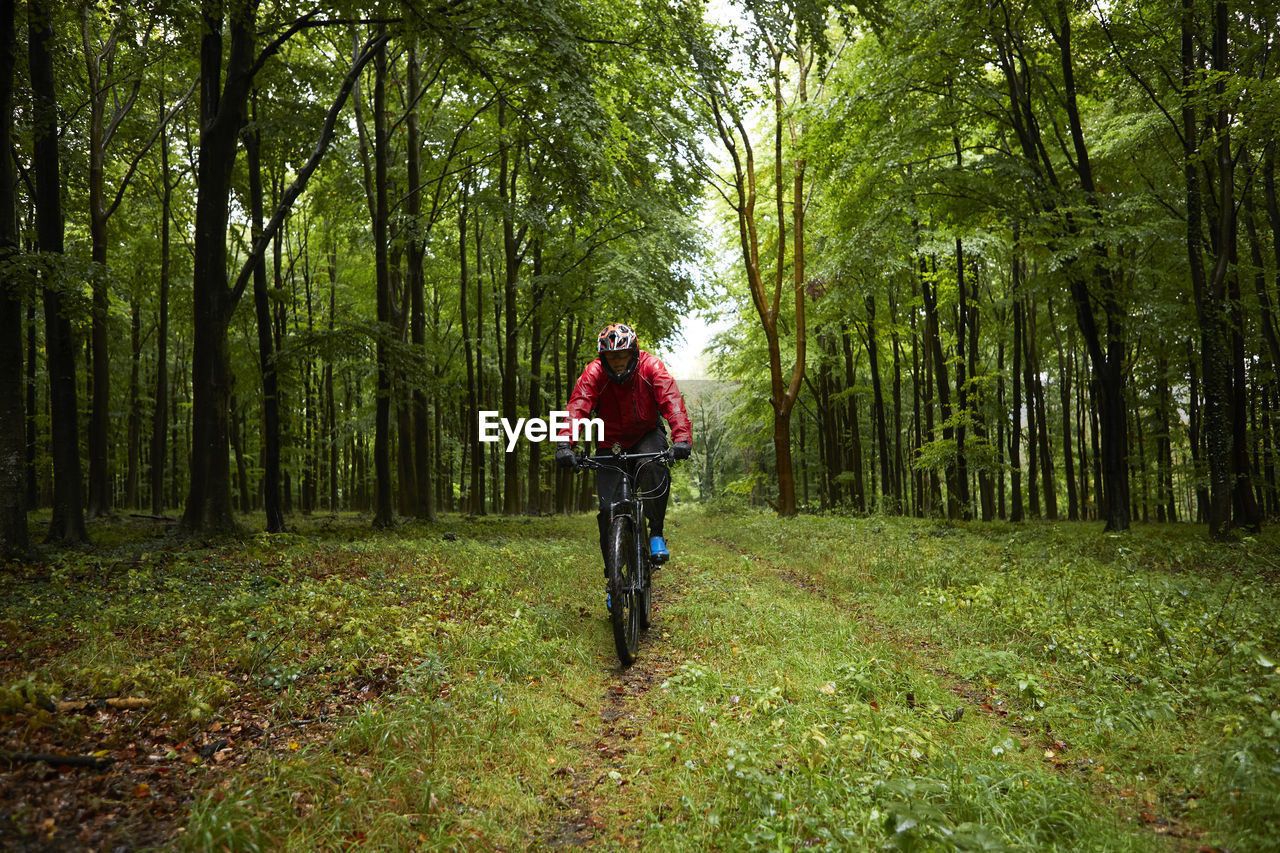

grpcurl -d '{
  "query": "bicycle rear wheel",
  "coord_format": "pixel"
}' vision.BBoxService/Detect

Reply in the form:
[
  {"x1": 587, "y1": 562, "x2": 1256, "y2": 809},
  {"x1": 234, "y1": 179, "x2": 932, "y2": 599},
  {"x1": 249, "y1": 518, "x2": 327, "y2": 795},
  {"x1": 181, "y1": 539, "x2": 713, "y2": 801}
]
[{"x1": 607, "y1": 516, "x2": 640, "y2": 666}]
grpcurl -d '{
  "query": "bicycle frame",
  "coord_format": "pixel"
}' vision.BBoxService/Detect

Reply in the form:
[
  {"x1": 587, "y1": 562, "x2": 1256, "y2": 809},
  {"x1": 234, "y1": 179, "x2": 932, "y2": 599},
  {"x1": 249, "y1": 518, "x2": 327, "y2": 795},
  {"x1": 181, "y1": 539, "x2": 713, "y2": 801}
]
[{"x1": 577, "y1": 448, "x2": 672, "y2": 665}]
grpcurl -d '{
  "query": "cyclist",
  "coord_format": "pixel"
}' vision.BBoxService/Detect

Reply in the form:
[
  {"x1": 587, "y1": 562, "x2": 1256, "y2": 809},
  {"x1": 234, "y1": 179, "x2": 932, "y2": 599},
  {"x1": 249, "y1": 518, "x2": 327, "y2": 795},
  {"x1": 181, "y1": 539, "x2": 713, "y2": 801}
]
[{"x1": 554, "y1": 322, "x2": 693, "y2": 573}]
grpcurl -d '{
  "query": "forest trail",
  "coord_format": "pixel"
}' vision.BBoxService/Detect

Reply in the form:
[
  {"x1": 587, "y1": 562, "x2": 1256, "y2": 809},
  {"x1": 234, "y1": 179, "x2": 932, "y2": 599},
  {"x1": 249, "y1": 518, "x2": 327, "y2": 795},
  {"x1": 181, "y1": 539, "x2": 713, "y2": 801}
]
[{"x1": 3, "y1": 511, "x2": 1275, "y2": 850}]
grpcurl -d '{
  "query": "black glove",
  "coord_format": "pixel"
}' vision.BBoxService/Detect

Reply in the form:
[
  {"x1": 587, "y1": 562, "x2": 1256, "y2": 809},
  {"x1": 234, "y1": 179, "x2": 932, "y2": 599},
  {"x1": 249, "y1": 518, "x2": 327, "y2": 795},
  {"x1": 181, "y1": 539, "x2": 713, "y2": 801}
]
[
  {"x1": 671, "y1": 442, "x2": 691, "y2": 461},
  {"x1": 555, "y1": 444, "x2": 578, "y2": 469}
]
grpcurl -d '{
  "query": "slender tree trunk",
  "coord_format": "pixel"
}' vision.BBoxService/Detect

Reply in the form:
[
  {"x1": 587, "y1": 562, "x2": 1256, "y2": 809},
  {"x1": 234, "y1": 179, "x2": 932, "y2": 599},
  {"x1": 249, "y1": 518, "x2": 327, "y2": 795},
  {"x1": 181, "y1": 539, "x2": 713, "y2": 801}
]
[
  {"x1": 499, "y1": 98, "x2": 522, "y2": 515},
  {"x1": 890, "y1": 297, "x2": 906, "y2": 514},
  {"x1": 1010, "y1": 250, "x2": 1024, "y2": 521},
  {"x1": 124, "y1": 296, "x2": 141, "y2": 508},
  {"x1": 923, "y1": 267, "x2": 959, "y2": 518},
  {"x1": 26, "y1": 300, "x2": 38, "y2": 508},
  {"x1": 1023, "y1": 297, "x2": 1040, "y2": 519},
  {"x1": 372, "y1": 36, "x2": 393, "y2": 528},
  {"x1": 527, "y1": 243, "x2": 545, "y2": 513},
  {"x1": 1182, "y1": 0, "x2": 1233, "y2": 538},
  {"x1": 244, "y1": 111, "x2": 284, "y2": 531},
  {"x1": 995, "y1": 317, "x2": 1006, "y2": 520},
  {"x1": 459, "y1": 171, "x2": 480, "y2": 515},
  {"x1": 1029, "y1": 302, "x2": 1058, "y2": 519},
  {"x1": 474, "y1": 210, "x2": 486, "y2": 515},
  {"x1": 1075, "y1": 345, "x2": 1089, "y2": 517},
  {"x1": 1048, "y1": 298, "x2": 1078, "y2": 519},
  {"x1": 82, "y1": 7, "x2": 112, "y2": 518},
  {"x1": 843, "y1": 327, "x2": 865, "y2": 511},
  {"x1": 407, "y1": 42, "x2": 433, "y2": 521},
  {"x1": 866, "y1": 296, "x2": 891, "y2": 512},
  {"x1": 150, "y1": 109, "x2": 172, "y2": 516},
  {"x1": 327, "y1": 245, "x2": 338, "y2": 511},
  {"x1": 911, "y1": 304, "x2": 925, "y2": 516},
  {"x1": 230, "y1": 395, "x2": 250, "y2": 513},
  {"x1": 954, "y1": 240, "x2": 971, "y2": 519}
]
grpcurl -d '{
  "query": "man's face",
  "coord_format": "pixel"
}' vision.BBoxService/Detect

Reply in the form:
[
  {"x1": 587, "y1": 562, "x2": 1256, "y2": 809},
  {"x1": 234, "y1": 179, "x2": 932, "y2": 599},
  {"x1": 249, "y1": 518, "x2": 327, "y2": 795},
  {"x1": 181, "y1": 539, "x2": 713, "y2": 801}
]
[{"x1": 604, "y1": 350, "x2": 634, "y2": 375}]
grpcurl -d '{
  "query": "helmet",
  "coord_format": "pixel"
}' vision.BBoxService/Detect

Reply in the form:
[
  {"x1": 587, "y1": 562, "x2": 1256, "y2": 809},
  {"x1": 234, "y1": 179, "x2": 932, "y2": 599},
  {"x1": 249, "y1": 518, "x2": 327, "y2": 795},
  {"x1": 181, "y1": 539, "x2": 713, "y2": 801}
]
[
  {"x1": 598, "y1": 322, "x2": 639, "y2": 383},
  {"x1": 598, "y1": 322, "x2": 638, "y2": 353}
]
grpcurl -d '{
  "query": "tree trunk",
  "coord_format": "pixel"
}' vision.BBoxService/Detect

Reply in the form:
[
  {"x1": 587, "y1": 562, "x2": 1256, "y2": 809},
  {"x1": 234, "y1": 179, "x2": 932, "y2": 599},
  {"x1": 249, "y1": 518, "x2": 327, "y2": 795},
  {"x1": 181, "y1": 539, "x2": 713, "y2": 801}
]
[
  {"x1": 124, "y1": 295, "x2": 141, "y2": 508},
  {"x1": 527, "y1": 243, "x2": 545, "y2": 514},
  {"x1": 26, "y1": 300, "x2": 38, "y2": 509},
  {"x1": 407, "y1": 42, "x2": 433, "y2": 521},
  {"x1": 923, "y1": 266, "x2": 959, "y2": 518},
  {"x1": 1010, "y1": 251, "x2": 1024, "y2": 522},
  {"x1": 866, "y1": 296, "x2": 890, "y2": 512},
  {"x1": 911, "y1": 304, "x2": 925, "y2": 516},
  {"x1": 474, "y1": 210, "x2": 486, "y2": 515},
  {"x1": 1048, "y1": 297, "x2": 1077, "y2": 519},
  {"x1": 843, "y1": 327, "x2": 865, "y2": 512},
  {"x1": 244, "y1": 111, "x2": 285, "y2": 531},
  {"x1": 182, "y1": 0, "x2": 256, "y2": 535},
  {"x1": 0, "y1": 0, "x2": 29, "y2": 557},
  {"x1": 1022, "y1": 295, "x2": 1042, "y2": 518},
  {"x1": 459, "y1": 170, "x2": 480, "y2": 515},
  {"x1": 1182, "y1": 0, "x2": 1232, "y2": 538},
  {"x1": 372, "y1": 36, "x2": 393, "y2": 528},
  {"x1": 954, "y1": 241, "x2": 971, "y2": 519},
  {"x1": 1027, "y1": 299, "x2": 1058, "y2": 520},
  {"x1": 82, "y1": 7, "x2": 110, "y2": 518},
  {"x1": 31, "y1": 0, "x2": 89, "y2": 544},
  {"x1": 890, "y1": 296, "x2": 906, "y2": 513},
  {"x1": 499, "y1": 98, "x2": 522, "y2": 515},
  {"x1": 150, "y1": 104, "x2": 172, "y2": 516}
]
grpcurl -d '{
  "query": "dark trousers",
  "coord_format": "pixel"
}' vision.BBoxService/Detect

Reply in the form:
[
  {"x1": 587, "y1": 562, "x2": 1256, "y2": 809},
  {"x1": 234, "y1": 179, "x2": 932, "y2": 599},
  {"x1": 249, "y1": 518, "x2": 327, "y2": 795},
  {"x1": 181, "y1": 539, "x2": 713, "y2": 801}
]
[{"x1": 596, "y1": 429, "x2": 670, "y2": 564}]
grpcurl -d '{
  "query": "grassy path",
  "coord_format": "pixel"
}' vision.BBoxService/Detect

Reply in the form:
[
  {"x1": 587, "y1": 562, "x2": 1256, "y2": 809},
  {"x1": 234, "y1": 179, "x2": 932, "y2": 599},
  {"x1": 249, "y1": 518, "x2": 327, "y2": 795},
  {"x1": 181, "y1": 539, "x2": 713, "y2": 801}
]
[{"x1": 2, "y1": 510, "x2": 1277, "y2": 850}]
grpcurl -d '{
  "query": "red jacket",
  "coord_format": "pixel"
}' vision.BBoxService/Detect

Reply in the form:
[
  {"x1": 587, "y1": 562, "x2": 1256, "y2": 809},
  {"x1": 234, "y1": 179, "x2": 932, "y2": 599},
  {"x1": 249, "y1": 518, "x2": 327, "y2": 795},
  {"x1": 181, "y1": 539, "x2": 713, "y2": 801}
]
[{"x1": 558, "y1": 351, "x2": 693, "y2": 449}]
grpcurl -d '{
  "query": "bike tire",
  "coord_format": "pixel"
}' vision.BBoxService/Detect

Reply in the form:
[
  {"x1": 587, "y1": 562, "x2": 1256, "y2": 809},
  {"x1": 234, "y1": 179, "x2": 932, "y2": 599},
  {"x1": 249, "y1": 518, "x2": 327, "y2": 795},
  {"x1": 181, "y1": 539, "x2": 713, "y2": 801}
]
[{"x1": 608, "y1": 516, "x2": 640, "y2": 666}]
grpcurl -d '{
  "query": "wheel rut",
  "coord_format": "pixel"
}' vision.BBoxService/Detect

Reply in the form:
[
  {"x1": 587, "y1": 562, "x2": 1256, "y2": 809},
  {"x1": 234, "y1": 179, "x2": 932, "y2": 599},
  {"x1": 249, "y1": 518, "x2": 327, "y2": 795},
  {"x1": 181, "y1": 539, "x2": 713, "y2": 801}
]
[
  {"x1": 696, "y1": 533, "x2": 1206, "y2": 848},
  {"x1": 539, "y1": 572, "x2": 682, "y2": 848}
]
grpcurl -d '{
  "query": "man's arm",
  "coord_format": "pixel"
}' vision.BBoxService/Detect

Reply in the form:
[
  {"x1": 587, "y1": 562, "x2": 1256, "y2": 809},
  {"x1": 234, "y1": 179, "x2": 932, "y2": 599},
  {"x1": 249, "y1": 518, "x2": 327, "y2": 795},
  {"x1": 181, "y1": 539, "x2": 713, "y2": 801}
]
[
  {"x1": 555, "y1": 361, "x2": 604, "y2": 444},
  {"x1": 648, "y1": 358, "x2": 693, "y2": 445}
]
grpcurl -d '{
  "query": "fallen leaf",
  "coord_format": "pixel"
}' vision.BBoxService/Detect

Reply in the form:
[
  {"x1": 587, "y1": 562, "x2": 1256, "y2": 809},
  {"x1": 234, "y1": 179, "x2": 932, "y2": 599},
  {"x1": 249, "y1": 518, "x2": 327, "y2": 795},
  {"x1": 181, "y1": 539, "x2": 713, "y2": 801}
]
[{"x1": 133, "y1": 782, "x2": 151, "y2": 798}]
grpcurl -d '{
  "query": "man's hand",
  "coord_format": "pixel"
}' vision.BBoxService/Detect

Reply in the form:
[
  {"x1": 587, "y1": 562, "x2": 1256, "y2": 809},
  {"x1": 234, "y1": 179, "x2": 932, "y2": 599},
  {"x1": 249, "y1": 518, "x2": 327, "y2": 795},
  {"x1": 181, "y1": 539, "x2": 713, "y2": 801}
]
[
  {"x1": 555, "y1": 444, "x2": 578, "y2": 469},
  {"x1": 671, "y1": 442, "x2": 691, "y2": 461}
]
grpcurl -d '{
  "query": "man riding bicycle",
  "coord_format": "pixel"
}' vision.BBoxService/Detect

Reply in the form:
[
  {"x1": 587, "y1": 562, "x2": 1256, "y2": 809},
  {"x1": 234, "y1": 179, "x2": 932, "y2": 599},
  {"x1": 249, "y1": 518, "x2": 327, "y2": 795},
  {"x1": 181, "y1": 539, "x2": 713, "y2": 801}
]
[{"x1": 554, "y1": 323, "x2": 693, "y2": 573}]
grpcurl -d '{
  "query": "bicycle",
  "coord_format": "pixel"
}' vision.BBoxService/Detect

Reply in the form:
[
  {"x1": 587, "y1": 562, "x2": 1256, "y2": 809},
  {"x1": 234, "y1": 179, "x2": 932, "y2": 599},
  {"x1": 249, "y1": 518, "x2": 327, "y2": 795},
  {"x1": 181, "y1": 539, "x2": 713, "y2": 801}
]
[{"x1": 574, "y1": 447, "x2": 675, "y2": 667}]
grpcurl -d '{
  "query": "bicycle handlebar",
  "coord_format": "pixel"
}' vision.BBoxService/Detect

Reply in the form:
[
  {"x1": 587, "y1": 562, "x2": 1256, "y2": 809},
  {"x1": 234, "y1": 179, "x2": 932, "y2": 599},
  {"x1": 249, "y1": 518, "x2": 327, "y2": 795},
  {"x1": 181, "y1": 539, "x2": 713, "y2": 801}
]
[{"x1": 575, "y1": 449, "x2": 673, "y2": 471}]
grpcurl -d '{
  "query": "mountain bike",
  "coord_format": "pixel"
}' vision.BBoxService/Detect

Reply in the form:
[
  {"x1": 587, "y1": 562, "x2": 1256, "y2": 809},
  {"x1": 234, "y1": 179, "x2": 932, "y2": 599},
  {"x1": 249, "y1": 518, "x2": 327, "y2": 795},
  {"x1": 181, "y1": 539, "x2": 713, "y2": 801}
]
[{"x1": 575, "y1": 447, "x2": 674, "y2": 667}]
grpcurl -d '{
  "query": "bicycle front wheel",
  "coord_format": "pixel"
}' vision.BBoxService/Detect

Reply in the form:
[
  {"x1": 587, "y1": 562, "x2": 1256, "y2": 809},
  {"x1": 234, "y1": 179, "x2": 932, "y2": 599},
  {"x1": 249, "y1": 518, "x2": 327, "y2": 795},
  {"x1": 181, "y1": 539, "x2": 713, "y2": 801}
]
[
  {"x1": 636, "y1": 516, "x2": 652, "y2": 631},
  {"x1": 607, "y1": 516, "x2": 640, "y2": 667}
]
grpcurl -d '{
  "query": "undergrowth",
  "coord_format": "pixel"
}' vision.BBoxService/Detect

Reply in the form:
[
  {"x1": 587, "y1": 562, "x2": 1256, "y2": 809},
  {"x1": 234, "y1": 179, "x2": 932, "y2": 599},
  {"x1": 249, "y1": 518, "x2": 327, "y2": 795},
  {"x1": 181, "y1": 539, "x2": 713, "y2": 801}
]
[{"x1": 2, "y1": 510, "x2": 1276, "y2": 851}]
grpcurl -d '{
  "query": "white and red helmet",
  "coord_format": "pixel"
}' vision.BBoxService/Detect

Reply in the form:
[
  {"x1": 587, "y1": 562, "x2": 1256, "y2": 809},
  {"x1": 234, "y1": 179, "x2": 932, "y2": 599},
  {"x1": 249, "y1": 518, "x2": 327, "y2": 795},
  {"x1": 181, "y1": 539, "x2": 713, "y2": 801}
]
[
  {"x1": 598, "y1": 323, "x2": 639, "y2": 383},
  {"x1": 598, "y1": 322, "x2": 638, "y2": 353}
]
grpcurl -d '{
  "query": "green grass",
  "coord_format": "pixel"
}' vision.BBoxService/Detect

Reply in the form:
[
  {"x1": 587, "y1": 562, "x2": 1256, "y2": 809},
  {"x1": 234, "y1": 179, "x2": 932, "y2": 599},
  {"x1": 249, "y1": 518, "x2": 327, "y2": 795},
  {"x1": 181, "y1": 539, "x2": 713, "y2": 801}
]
[{"x1": 2, "y1": 509, "x2": 1277, "y2": 850}]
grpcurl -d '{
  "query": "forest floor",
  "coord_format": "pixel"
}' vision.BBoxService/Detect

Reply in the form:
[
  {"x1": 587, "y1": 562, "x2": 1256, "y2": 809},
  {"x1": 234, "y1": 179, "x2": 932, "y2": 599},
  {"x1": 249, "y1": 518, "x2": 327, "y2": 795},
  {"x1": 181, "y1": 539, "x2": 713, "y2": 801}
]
[{"x1": 2, "y1": 508, "x2": 1278, "y2": 851}]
